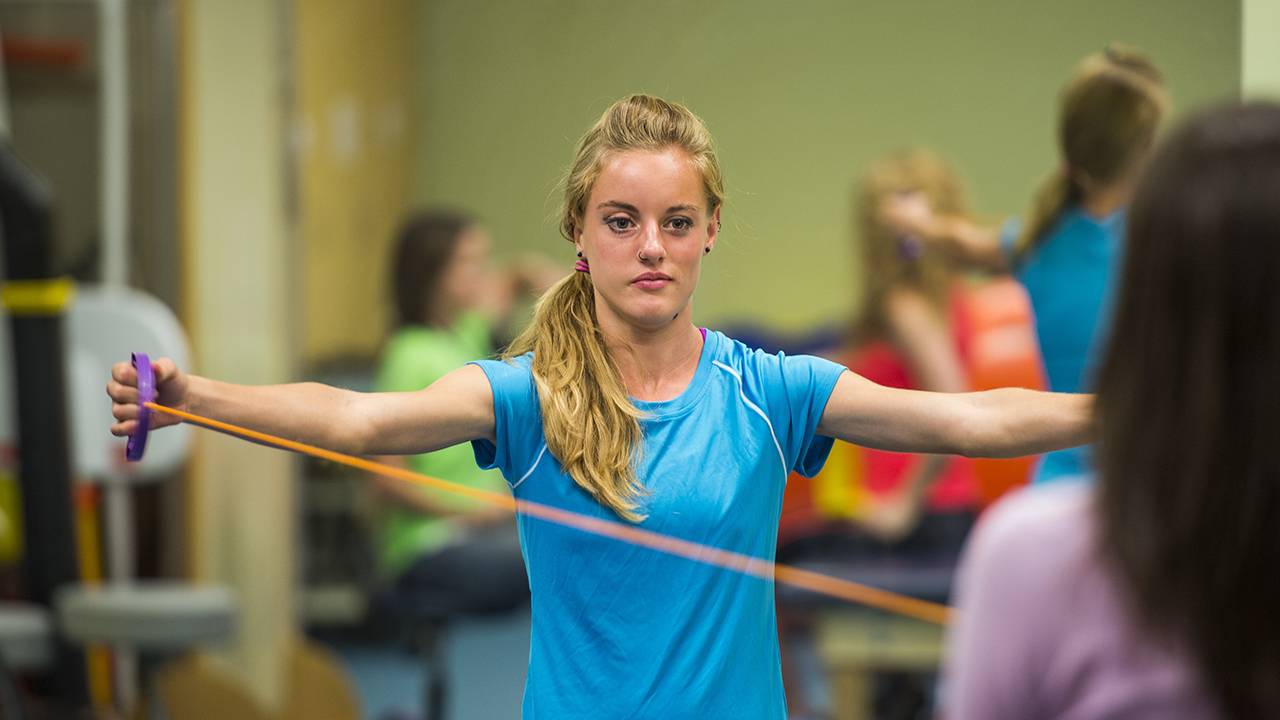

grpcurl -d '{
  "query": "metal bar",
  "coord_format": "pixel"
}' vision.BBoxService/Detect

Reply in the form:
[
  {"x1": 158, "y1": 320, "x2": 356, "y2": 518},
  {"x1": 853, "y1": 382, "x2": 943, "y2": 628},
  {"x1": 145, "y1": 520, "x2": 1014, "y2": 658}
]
[{"x1": 99, "y1": 0, "x2": 130, "y2": 287}]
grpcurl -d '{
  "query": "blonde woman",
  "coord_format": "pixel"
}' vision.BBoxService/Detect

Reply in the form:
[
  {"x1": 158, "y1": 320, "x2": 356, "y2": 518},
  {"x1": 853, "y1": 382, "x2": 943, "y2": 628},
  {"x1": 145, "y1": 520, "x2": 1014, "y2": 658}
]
[
  {"x1": 110, "y1": 95, "x2": 1089, "y2": 718},
  {"x1": 776, "y1": 151, "x2": 984, "y2": 718},
  {"x1": 880, "y1": 46, "x2": 1166, "y2": 484},
  {"x1": 853, "y1": 149, "x2": 984, "y2": 531}
]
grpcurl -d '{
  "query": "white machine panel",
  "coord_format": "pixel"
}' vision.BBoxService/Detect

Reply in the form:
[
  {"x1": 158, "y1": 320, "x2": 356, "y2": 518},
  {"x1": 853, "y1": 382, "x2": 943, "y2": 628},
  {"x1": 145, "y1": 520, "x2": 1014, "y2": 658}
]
[{"x1": 65, "y1": 285, "x2": 192, "y2": 481}]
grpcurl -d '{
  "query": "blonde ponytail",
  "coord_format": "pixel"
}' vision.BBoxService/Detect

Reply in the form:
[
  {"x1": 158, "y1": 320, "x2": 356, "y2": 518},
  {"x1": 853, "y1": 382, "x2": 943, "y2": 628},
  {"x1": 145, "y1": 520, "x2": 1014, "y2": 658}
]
[
  {"x1": 1015, "y1": 45, "x2": 1166, "y2": 257},
  {"x1": 507, "y1": 94, "x2": 725, "y2": 521},
  {"x1": 506, "y1": 272, "x2": 647, "y2": 520}
]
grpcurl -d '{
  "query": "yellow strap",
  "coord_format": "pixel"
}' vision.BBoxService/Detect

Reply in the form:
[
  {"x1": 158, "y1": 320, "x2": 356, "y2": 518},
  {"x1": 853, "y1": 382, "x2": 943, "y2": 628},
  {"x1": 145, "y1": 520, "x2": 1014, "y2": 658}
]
[{"x1": 1, "y1": 277, "x2": 76, "y2": 315}]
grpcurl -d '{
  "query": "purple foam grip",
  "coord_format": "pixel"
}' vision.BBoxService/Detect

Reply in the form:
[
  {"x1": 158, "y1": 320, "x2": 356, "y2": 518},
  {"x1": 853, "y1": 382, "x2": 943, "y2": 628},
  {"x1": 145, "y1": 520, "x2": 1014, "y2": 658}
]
[{"x1": 126, "y1": 352, "x2": 154, "y2": 462}]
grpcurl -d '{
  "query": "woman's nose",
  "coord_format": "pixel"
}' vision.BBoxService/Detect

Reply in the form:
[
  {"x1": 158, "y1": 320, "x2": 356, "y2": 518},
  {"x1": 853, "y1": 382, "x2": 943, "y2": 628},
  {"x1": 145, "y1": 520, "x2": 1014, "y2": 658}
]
[{"x1": 638, "y1": 224, "x2": 665, "y2": 262}]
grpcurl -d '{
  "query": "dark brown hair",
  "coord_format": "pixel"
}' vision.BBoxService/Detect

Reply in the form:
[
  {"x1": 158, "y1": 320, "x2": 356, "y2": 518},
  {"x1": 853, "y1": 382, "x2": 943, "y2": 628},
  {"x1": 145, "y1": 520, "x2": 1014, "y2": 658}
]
[
  {"x1": 1096, "y1": 102, "x2": 1280, "y2": 719},
  {"x1": 1015, "y1": 45, "x2": 1166, "y2": 255},
  {"x1": 391, "y1": 211, "x2": 473, "y2": 327}
]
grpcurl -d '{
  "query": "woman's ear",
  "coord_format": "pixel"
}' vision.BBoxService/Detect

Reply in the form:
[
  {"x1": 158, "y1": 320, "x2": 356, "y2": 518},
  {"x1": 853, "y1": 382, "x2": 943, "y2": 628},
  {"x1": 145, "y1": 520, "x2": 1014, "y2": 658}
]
[{"x1": 705, "y1": 205, "x2": 721, "y2": 254}]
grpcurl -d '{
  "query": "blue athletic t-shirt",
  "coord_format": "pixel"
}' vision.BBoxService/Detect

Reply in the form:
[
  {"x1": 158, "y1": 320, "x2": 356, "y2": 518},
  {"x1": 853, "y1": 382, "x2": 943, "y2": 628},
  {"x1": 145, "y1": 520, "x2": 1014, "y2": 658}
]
[
  {"x1": 1001, "y1": 206, "x2": 1126, "y2": 482},
  {"x1": 470, "y1": 330, "x2": 846, "y2": 719}
]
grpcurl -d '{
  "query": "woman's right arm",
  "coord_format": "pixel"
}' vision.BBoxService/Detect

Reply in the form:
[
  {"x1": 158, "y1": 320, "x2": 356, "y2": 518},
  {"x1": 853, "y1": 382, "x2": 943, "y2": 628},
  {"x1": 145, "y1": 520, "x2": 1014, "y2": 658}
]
[{"x1": 108, "y1": 358, "x2": 496, "y2": 456}]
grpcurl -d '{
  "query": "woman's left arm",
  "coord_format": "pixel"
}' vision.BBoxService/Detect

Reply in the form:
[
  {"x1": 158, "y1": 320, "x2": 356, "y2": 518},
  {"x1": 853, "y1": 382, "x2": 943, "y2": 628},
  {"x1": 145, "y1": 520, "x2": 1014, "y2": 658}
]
[{"x1": 816, "y1": 371, "x2": 1093, "y2": 458}]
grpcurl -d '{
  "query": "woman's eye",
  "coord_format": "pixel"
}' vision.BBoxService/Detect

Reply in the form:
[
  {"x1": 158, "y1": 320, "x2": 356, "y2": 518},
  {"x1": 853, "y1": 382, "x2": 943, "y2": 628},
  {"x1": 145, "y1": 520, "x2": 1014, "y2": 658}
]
[
  {"x1": 669, "y1": 218, "x2": 693, "y2": 231},
  {"x1": 606, "y1": 217, "x2": 634, "y2": 232}
]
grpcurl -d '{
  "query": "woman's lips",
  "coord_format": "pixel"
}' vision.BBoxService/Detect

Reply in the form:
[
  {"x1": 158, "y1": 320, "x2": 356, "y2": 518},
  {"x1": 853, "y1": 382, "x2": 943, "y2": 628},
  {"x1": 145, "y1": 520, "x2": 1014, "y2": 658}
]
[{"x1": 632, "y1": 272, "x2": 671, "y2": 290}]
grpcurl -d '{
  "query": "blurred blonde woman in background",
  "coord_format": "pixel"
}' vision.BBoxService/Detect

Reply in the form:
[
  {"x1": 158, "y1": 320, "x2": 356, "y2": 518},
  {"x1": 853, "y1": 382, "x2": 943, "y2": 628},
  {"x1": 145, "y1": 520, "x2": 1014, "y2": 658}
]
[
  {"x1": 880, "y1": 45, "x2": 1166, "y2": 483},
  {"x1": 853, "y1": 149, "x2": 984, "y2": 530},
  {"x1": 777, "y1": 150, "x2": 986, "y2": 719}
]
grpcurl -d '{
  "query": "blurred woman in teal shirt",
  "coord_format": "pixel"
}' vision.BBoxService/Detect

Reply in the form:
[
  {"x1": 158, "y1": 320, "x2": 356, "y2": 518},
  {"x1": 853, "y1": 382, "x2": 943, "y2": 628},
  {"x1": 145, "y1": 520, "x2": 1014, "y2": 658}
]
[{"x1": 879, "y1": 45, "x2": 1166, "y2": 483}]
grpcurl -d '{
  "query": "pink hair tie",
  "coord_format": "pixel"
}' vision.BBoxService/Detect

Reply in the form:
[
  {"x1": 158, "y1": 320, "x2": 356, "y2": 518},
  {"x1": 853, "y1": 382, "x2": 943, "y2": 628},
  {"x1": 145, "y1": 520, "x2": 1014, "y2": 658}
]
[{"x1": 574, "y1": 258, "x2": 590, "y2": 273}]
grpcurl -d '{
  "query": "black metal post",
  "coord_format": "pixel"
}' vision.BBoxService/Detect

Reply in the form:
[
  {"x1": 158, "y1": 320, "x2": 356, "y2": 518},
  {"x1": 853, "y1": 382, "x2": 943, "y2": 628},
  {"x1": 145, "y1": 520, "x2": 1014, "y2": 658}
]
[{"x1": 0, "y1": 139, "x2": 89, "y2": 708}]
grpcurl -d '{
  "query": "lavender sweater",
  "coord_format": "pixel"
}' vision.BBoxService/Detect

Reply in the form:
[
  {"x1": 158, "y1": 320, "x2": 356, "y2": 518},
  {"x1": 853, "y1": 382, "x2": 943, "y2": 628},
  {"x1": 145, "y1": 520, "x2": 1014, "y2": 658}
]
[{"x1": 943, "y1": 483, "x2": 1223, "y2": 720}]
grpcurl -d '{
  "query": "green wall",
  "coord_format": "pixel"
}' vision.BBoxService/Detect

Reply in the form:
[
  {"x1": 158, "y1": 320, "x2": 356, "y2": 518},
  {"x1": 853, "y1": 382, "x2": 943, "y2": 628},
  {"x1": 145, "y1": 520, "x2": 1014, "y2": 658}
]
[{"x1": 413, "y1": 0, "x2": 1239, "y2": 332}]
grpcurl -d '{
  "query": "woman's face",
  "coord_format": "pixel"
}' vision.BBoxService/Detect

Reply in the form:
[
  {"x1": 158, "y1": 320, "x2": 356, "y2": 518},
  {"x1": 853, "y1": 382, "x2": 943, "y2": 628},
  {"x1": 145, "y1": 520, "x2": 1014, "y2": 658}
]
[
  {"x1": 435, "y1": 225, "x2": 491, "y2": 322},
  {"x1": 574, "y1": 147, "x2": 719, "y2": 335}
]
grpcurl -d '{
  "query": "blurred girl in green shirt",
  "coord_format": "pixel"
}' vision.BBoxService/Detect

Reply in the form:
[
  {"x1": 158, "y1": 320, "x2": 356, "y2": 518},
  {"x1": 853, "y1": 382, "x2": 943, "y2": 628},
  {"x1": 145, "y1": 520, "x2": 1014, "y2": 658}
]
[{"x1": 374, "y1": 212, "x2": 555, "y2": 612}]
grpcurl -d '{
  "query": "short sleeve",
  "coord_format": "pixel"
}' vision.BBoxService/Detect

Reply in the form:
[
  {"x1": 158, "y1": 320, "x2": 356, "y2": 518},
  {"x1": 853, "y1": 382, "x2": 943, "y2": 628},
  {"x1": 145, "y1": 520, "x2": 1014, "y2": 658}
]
[
  {"x1": 467, "y1": 355, "x2": 542, "y2": 485},
  {"x1": 757, "y1": 352, "x2": 846, "y2": 478}
]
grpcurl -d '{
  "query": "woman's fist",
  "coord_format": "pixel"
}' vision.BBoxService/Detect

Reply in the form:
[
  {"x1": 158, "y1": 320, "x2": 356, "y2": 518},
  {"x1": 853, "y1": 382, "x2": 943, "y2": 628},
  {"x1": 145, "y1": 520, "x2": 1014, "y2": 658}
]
[{"x1": 108, "y1": 356, "x2": 189, "y2": 436}]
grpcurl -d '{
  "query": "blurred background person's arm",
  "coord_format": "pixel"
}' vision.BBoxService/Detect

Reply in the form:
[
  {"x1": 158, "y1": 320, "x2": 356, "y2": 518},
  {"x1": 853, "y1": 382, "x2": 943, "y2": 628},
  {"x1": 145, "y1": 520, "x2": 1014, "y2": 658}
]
[{"x1": 878, "y1": 190, "x2": 1008, "y2": 272}]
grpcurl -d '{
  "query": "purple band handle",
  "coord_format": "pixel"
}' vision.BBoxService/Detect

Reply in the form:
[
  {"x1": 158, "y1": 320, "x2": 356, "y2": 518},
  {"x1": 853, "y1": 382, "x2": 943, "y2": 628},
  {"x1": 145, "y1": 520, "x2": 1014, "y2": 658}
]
[{"x1": 126, "y1": 352, "x2": 154, "y2": 462}]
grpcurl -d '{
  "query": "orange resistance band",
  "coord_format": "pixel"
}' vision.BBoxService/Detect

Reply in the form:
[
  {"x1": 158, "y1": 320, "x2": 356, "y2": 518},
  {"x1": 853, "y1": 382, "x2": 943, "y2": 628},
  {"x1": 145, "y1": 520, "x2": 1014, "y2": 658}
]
[{"x1": 145, "y1": 401, "x2": 955, "y2": 626}]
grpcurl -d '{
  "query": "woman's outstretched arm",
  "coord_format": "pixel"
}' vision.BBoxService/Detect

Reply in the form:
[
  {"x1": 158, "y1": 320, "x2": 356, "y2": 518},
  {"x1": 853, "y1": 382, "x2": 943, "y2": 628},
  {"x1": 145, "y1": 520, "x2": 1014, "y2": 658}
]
[
  {"x1": 817, "y1": 371, "x2": 1092, "y2": 459},
  {"x1": 108, "y1": 358, "x2": 496, "y2": 456}
]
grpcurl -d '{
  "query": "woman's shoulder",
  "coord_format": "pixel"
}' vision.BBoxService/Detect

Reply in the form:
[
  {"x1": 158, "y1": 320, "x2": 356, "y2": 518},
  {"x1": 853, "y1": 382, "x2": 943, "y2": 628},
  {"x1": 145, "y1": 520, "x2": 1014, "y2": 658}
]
[
  {"x1": 382, "y1": 324, "x2": 438, "y2": 354},
  {"x1": 473, "y1": 350, "x2": 533, "y2": 369},
  {"x1": 377, "y1": 325, "x2": 464, "y2": 391},
  {"x1": 953, "y1": 484, "x2": 1100, "y2": 667},
  {"x1": 1044, "y1": 204, "x2": 1127, "y2": 243},
  {"x1": 469, "y1": 352, "x2": 537, "y2": 399},
  {"x1": 381, "y1": 324, "x2": 481, "y2": 368},
  {"x1": 705, "y1": 331, "x2": 847, "y2": 410},
  {"x1": 970, "y1": 483, "x2": 1094, "y2": 559},
  {"x1": 708, "y1": 330, "x2": 843, "y2": 371},
  {"x1": 959, "y1": 483, "x2": 1098, "y2": 606}
]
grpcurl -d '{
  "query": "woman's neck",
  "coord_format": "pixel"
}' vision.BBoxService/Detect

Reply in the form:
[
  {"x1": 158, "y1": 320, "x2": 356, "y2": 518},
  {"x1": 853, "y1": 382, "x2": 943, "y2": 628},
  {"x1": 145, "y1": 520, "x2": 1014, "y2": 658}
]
[
  {"x1": 598, "y1": 308, "x2": 704, "y2": 403},
  {"x1": 1079, "y1": 178, "x2": 1133, "y2": 219}
]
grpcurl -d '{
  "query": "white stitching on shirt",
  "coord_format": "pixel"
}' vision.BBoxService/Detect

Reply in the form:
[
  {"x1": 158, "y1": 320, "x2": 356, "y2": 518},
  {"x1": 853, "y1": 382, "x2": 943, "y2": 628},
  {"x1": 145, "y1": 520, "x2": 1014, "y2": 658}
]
[
  {"x1": 513, "y1": 442, "x2": 549, "y2": 489},
  {"x1": 711, "y1": 360, "x2": 787, "y2": 478}
]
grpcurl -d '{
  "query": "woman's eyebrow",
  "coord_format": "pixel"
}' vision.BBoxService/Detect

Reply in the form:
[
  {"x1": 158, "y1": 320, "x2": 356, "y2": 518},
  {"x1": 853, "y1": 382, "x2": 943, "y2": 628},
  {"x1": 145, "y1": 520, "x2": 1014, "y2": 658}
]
[
  {"x1": 596, "y1": 201, "x2": 702, "y2": 215},
  {"x1": 597, "y1": 201, "x2": 640, "y2": 213}
]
